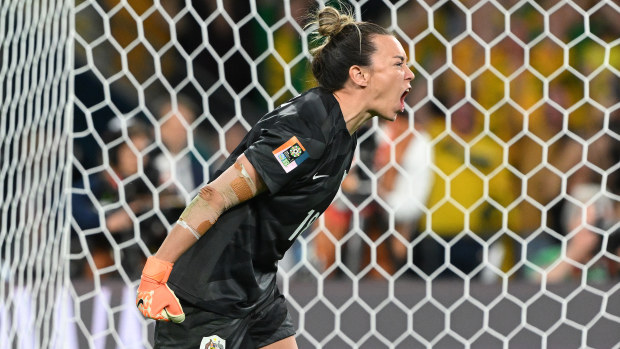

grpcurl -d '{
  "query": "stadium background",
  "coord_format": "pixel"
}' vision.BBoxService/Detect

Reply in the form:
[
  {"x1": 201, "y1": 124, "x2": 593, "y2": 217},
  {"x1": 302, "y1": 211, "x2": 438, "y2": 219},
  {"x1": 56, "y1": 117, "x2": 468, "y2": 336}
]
[{"x1": 1, "y1": 0, "x2": 619, "y2": 348}]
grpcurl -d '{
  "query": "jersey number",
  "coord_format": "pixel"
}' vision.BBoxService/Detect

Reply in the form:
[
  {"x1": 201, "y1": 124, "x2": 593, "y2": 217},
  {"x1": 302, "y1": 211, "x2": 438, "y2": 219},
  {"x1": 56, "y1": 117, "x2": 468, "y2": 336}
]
[{"x1": 289, "y1": 209, "x2": 320, "y2": 241}]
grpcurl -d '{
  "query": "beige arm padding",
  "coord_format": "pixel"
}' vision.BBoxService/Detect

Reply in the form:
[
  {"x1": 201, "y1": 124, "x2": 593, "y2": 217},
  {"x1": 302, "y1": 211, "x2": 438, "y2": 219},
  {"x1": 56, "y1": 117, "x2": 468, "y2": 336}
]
[{"x1": 154, "y1": 154, "x2": 266, "y2": 263}]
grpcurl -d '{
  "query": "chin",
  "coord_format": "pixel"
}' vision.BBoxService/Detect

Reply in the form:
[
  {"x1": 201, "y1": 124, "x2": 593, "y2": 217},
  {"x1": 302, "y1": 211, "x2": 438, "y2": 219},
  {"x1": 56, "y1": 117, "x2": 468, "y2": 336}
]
[
  {"x1": 379, "y1": 112, "x2": 398, "y2": 121},
  {"x1": 373, "y1": 107, "x2": 399, "y2": 121}
]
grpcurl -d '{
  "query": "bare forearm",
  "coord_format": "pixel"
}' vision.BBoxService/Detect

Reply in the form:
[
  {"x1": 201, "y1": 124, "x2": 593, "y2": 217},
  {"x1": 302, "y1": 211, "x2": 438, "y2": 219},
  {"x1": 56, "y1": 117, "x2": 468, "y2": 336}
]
[
  {"x1": 151, "y1": 154, "x2": 265, "y2": 264},
  {"x1": 154, "y1": 225, "x2": 200, "y2": 263},
  {"x1": 153, "y1": 188, "x2": 225, "y2": 263}
]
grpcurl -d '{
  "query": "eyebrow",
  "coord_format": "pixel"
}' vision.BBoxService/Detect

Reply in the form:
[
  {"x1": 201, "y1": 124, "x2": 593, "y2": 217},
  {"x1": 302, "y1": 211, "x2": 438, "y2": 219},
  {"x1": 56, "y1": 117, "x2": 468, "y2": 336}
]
[{"x1": 394, "y1": 55, "x2": 406, "y2": 61}]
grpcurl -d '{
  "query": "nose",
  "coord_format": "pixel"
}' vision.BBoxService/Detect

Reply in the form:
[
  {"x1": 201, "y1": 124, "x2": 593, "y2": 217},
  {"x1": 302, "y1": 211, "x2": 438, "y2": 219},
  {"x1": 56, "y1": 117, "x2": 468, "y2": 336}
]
[{"x1": 405, "y1": 65, "x2": 415, "y2": 81}]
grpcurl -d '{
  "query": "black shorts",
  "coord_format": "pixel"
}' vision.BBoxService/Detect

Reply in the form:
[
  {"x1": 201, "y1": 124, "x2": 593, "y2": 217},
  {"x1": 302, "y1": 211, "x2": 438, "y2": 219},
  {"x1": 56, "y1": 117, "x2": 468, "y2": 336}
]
[{"x1": 153, "y1": 295, "x2": 296, "y2": 349}]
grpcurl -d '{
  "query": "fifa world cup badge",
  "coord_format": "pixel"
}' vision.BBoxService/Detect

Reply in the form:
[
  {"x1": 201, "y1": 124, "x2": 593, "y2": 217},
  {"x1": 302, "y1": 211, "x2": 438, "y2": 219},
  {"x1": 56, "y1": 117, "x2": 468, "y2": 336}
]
[
  {"x1": 200, "y1": 335, "x2": 226, "y2": 349},
  {"x1": 272, "y1": 136, "x2": 308, "y2": 173}
]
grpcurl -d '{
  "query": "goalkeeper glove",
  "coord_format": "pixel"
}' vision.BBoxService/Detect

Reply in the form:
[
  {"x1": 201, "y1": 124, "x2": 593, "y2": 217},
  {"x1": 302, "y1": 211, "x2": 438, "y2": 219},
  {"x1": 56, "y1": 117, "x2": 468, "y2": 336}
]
[{"x1": 136, "y1": 256, "x2": 185, "y2": 323}]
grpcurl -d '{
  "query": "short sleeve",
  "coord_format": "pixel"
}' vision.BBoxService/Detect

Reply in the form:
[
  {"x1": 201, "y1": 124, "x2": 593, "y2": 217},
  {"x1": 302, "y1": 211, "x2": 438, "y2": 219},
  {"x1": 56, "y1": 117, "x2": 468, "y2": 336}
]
[{"x1": 244, "y1": 117, "x2": 325, "y2": 194}]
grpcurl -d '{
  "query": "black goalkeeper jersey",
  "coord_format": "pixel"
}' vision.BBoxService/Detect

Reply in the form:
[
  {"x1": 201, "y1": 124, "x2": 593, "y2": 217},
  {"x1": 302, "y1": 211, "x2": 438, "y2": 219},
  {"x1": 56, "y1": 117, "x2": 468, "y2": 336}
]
[{"x1": 168, "y1": 87, "x2": 357, "y2": 317}]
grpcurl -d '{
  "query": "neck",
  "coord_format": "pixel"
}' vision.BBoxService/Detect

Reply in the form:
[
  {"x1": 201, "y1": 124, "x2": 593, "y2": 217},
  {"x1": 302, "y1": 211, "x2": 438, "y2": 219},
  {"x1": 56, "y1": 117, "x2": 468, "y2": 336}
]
[{"x1": 333, "y1": 90, "x2": 372, "y2": 135}]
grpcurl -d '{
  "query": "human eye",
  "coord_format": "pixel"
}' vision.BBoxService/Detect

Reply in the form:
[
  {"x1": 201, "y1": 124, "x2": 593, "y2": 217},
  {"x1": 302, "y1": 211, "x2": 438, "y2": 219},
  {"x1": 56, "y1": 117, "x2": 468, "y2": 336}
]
[{"x1": 393, "y1": 56, "x2": 406, "y2": 68}]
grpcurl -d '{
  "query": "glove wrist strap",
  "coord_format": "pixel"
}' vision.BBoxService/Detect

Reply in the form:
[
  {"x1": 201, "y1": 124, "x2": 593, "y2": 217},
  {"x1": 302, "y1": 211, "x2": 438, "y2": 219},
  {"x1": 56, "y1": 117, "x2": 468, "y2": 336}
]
[{"x1": 143, "y1": 256, "x2": 174, "y2": 283}]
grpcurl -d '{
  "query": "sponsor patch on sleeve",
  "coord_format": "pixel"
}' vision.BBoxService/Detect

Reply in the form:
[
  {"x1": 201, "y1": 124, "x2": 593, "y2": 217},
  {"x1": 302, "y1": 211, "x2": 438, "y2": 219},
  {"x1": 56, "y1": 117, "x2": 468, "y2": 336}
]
[{"x1": 272, "y1": 136, "x2": 308, "y2": 173}]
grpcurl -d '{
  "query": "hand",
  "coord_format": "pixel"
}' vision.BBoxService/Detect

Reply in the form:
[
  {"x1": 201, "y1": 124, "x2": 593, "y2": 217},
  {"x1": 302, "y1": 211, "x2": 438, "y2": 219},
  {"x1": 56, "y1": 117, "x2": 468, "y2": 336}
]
[{"x1": 136, "y1": 256, "x2": 185, "y2": 323}]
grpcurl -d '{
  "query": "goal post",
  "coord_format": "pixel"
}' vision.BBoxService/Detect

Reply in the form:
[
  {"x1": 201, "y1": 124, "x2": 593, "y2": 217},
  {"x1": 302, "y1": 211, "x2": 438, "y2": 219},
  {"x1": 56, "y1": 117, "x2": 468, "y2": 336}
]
[
  {"x1": 1, "y1": 0, "x2": 619, "y2": 348},
  {"x1": 0, "y1": 0, "x2": 73, "y2": 348}
]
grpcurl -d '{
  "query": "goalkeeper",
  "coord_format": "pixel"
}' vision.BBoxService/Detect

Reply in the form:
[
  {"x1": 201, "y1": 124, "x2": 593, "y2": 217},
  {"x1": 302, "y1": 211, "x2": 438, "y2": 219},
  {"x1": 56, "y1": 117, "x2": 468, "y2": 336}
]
[{"x1": 137, "y1": 5, "x2": 414, "y2": 349}]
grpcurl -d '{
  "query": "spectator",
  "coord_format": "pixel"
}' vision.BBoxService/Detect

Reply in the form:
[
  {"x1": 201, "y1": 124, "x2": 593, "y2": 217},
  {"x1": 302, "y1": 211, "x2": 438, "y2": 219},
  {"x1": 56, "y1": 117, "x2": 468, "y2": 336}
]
[
  {"x1": 418, "y1": 100, "x2": 517, "y2": 279},
  {"x1": 545, "y1": 183, "x2": 616, "y2": 283},
  {"x1": 153, "y1": 96, "x2": 209, "y2": 198},
  {"x1": 310, "y1": 161, "x2": 363, "y2": 276},
  {"x1": 312, "y1": 111, "x2": 433, "y2": 278},
  {"x1": 209, "y1": 121, "x2": 250, "y2": 172},
  {"x1": 310, "y1": 124, "x2": 380, "y2": 278},
  {"x1": 541, "y1": 125, "x2": 620, "y2": 283},
  {"x1": 361, "y1": 112, "x2": 434, "y2": 275},
  {"x1": 72, "y1": 119, "x2": 161, "y2": 279}
]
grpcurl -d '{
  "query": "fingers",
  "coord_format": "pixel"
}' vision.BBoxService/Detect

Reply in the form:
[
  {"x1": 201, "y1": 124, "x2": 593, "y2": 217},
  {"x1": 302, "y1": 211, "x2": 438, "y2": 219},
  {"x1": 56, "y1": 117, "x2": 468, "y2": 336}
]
[
  {"x1": 136, "y1": 291, "x2": 165, "y2": 321},
  {"x1": 136, "y1": 287, "x2": 185, "y2": 323},
  {"x1": 136, "y1": 256, "x2": 185, "y2": 322},
  {"x1": 161, "y1": 285, "x2": 185, "y2": 323},
  {"x1": 163, "y1": 308, "x2": 185, "y2": 323}
]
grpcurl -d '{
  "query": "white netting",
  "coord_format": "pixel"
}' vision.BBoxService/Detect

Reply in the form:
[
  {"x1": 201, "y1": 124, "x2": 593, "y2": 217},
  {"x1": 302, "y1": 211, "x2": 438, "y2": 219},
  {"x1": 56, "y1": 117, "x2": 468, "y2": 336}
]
[
  {"x1": 1, "y1": 0, "x2": 620, "y2": 348},
  {"x1": 0, "y1": 0, "x2": 72, "y2": 347}
]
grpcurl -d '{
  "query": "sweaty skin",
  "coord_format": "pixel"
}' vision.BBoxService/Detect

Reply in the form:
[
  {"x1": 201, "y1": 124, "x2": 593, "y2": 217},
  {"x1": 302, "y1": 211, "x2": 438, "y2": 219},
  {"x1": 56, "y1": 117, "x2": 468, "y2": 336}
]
[{"x1": 177, "y1": 158, "x2": 259, "y2": 239}]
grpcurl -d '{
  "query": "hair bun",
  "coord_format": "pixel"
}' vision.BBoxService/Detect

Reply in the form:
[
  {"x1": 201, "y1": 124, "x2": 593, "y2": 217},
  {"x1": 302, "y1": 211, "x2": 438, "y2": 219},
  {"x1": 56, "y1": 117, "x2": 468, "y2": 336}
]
[{"x1": 317, "y1": 6, "x2": 354, "y2": 38}]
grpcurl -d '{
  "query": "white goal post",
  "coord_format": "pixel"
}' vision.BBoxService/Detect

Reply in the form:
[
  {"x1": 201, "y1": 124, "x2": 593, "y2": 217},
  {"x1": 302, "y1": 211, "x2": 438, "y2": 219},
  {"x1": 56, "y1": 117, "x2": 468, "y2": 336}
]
[{"x1": 1, "y1": 0, "x2": 619, "y2": 348}]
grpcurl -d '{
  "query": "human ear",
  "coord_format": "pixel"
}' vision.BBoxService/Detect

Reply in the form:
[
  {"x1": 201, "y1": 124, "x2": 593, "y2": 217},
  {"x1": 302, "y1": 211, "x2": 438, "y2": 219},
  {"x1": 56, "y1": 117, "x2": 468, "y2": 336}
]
[{"x1": 348, "y1": 65, "x2": 369, "y2": 87}]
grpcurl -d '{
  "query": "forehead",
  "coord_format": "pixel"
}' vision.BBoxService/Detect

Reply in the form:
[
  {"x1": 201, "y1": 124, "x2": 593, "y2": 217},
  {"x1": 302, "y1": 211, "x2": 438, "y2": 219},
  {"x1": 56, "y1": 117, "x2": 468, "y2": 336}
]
[{"x1": 371, "y1": 35, "x2": 406, "y2": 59}]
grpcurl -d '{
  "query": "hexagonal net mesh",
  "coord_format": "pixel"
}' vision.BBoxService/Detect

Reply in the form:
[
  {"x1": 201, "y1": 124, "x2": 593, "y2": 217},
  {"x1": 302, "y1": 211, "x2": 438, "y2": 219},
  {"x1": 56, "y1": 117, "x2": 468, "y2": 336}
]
[{"x1": 1, "y1": 0, "x2": 619, "y2": 348}]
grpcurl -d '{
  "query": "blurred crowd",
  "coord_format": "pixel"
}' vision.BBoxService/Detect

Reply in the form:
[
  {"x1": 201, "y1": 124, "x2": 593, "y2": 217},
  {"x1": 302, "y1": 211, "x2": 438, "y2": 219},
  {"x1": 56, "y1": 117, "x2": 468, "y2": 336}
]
[{"x1": 70, "y1": 0, "x2": 619, "y2": 284}]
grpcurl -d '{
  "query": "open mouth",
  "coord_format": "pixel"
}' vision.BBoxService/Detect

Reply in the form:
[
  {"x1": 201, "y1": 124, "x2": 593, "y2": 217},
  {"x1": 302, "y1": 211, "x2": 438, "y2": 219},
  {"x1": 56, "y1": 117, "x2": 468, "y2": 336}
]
[{"x1": 400, "y1": 88, "x2": 411, "y2": 112}]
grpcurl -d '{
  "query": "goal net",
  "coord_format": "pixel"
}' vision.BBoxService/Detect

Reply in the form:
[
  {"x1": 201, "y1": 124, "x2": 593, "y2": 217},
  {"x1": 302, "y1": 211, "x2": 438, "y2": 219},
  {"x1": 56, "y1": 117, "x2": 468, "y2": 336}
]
[
  {"x1": 2, "y1": 0, "x2": 620, "y2": 348},
  {"x1": 1, "y1": 0, "x2": 73, "y2": 347}
]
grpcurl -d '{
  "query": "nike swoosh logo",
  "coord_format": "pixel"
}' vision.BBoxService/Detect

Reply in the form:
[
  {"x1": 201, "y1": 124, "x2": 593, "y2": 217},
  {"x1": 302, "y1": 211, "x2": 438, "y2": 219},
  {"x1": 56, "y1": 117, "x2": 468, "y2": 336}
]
[
  {"x1": 137, "y1": 299, "x2": 144, "y2": 308},
  {"x1": 313, "y1": 173, "x2": 329, "y2": 180}
]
